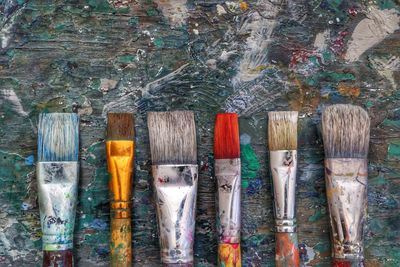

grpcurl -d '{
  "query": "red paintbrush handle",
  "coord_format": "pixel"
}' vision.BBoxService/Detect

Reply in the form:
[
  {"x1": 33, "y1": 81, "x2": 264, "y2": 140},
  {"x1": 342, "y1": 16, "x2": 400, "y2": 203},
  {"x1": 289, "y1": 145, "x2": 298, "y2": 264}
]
[
  {"x1": 43, "y1": 250, "x2": 73, "y2": 267},
  {"x1": 218, "y1": 243, "x2": 241, "y2": 267},
  {"x1": 332, "y1": 258, "x2": 364, "y2": 267},
  {"x1": 163, "y1": 263, "x2": 193, "y2": 267},
  {"x1": 275, "y1": 232, "x2": 300, "y2": 267}
]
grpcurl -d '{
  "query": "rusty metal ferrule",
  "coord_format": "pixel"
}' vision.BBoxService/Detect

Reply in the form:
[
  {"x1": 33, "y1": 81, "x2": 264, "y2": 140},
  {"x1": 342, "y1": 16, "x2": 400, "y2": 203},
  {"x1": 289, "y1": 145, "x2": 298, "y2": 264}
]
[
  {"x1": 152, "y1": 164, "x2": 198, "y2": 264},
  {"x1": 325, "y1": 158, "x2": 368, "y2": 261},
  {"x1": 215, "y1": 158, "x2": 241, "y2": 244},
  {"x1": 270, "y1": 150, "x2": 297, "y2": 233},
  {"x1": 106, "y1": 140, "x2": 134, "y2": 218},
  {"x1": 37, "y1": 162, "x2": 79, "y2": 251}
]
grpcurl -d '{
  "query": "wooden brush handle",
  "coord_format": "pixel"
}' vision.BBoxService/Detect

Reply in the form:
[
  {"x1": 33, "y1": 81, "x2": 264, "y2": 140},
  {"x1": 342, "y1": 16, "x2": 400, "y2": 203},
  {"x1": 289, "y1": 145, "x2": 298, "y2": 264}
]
[
  {"x1": 218, "y1": 243, "x2": 241, "y2": 267},
  {"x1": 110, "y1": 218, "x2": 132, "y2": 267},
  {"x1": 332, "y1": 259, "x2": 364, "y2": 267},
  {"x1": 275, "y1": 232, "x2": 300, "y2": 267},
  {"x1": 43, "y1": 250, "x2": 73, "y2": 267}
]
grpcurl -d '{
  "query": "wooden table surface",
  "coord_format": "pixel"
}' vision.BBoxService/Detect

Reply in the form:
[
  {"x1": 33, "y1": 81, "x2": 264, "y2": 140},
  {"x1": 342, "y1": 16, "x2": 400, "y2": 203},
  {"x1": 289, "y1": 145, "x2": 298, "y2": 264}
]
[{"x1": 0, "y1": 1, "x2": 399, "y2": 266}]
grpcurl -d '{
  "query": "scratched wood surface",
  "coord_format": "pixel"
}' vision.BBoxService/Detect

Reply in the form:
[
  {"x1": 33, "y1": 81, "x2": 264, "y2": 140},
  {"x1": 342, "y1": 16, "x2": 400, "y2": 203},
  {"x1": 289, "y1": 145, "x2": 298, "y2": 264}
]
[{"x1": 0, "y1": 1, "x2": 399, "y2": 266}]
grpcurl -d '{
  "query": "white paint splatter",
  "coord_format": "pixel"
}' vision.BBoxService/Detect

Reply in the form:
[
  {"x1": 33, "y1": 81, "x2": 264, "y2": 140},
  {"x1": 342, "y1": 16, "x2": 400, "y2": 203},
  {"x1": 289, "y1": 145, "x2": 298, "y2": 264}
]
[
  {"x1": 141, "y1": 63, "x2": 190, "y2": 96},
  {"x1": 345, "y1": 7, "x2": 400, "y2": 62},
  {"x1": 155, "y1": 0, "x2": 188, "y2": 28},
  {"x1": 369, "y1": 55, "x2": 400, "y2": 90},
  {"x1": 233, "y1": 0, "x2": 282, "y2": 86},
  {"x1": 0, "y1": 89, "x2": 28, "y2": 116},
  {"x1": 100, "y1": 78, "x2": 118, "y2": 93},
  {"x1": 313, "y1": 29, "x2": 330, "y2": 51},
  {"x1": 216, "y1": 4, "x2": 227, "y2": 16},
  {"x1": 220, "y1": 50, "x2": 237, "y2": 61},
  {"x1": 304, "y1": 244, "x2": 316, "y2": 265},
  {"x1": 77, "y1": 97, "x2": 93, "y2": 116},
  {"x1": 0, "y1": 22, "x2": 13, "y2": 49},
  {"x1": 0, "y1": 1, "x2": 25, "y2": 49},
  {"x1": 102, "y1": 91, "x2": 137, "y2": 118},
  {"x1": 102, "y1": 63, "x2": 190, "y2": 117}
]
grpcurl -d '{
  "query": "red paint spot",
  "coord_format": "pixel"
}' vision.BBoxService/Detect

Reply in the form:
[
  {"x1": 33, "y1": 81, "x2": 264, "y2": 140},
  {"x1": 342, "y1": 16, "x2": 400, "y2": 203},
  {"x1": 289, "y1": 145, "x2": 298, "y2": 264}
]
[
  {"x1": 330, "y1": 31, "x2": 349, "y2": 56},
  {"x1": 289, "y1": 49, "x2": 320, "y2": 69},
  {"x1": 332, "y1": 259, "x2": 352, "y2": 267},
  {"x1": 348, "y1": 7, "x2": 358, "y2": 16}
]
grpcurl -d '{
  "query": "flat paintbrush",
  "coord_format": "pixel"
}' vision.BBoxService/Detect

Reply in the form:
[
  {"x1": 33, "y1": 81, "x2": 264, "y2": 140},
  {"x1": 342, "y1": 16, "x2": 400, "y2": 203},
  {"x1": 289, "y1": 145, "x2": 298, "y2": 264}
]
[
  {"x1": 37, "y1": 113, "x2": 79, "y2": 267},
  {"x1": 322, "y1": 104, "x2": 370, "y2": 267},
  {"x1": 147, "y1": 111, "x2": 198, "y2": 267},
  {"x1": 106, "y1": 113, "x2": 135, "y2": 267},
  {"x1": 268, "y1": 111, "x2": 300, "y2": 267},
  {"x1": 214, "y1": 113, "x2": 242, "y2": 267}
]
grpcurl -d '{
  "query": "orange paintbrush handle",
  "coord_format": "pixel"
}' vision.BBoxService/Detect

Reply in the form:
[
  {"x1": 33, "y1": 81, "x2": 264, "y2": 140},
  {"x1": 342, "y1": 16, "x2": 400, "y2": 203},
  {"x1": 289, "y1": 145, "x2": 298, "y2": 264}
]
[
  {"x1": 275, "y1": 232, "x2": 300, "y2": 267},
  {"x1": 106, "y1": 140, "x2": 134, "y2": 267},
  {"x1": 218, "y1": 243, "x2": 241, "y2": 267}
]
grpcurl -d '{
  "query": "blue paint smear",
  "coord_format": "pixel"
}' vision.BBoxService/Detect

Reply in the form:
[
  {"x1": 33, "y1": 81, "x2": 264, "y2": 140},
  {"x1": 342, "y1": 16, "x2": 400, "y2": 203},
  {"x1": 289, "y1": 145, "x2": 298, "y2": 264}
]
[
  {"x1": 246, "y1": 178, "x2": 263, "y2": 196},
  {"x1": 90, "y1": 218, "x2": 108, "y2": 230},
  {"x1": 25, "y1": 155, "x2": 34, "y2": 166}
]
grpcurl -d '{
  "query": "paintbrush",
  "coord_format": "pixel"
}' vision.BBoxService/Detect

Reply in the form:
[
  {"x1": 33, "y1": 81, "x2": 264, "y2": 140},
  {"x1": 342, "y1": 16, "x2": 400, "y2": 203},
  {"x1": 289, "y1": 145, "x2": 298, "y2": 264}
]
[
  {"x1": 268, "y1": 111, "x2": 300, "y2": 267},
  {"x1": 322, "y1": 104, "x2": 370, "y2": 267},
  {"x1": 106, "y1": 113, "x2": 135, "y2": 267},
  {"x1": 214, "y1": 113, "x2": 242, "y2": 267},
  {"x1": 37, "y1": 113, "x2": 79, "y2": 267},
  {"x1": 147, "y1": 111, "x2": 198, "y2": 267}
]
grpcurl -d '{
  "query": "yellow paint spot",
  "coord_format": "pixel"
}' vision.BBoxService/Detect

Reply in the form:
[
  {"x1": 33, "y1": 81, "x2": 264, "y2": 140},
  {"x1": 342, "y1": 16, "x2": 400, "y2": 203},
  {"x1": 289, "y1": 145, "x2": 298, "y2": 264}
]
[
  {"x1": 240, "y1": 2, "x2": 248, "y2": 11},
  {"x1": 337, "y1": 82, "x2": 360, "y2": 97}
]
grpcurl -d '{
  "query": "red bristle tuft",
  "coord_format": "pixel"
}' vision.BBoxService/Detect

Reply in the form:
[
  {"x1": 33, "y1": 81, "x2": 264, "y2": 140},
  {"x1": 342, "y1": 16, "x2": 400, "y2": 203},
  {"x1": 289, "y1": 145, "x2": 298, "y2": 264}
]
[{"x1": 214, "y1": 113, "x2": 240, "y2": 159}]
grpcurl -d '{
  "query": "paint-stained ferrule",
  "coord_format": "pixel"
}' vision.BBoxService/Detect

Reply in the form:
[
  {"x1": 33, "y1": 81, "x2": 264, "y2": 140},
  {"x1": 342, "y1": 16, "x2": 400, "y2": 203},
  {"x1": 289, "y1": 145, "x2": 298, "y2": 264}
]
[
  {"x1": 153, "y1": 164, "x2": 198, "y2": 264},
  {"x1": 325, "y1": 158, "x2": 368, "y2": 261},
  {"x1": 37, "y1": 162, "x2": 79, "y2": 251},
  {"x1": 270, "y1": 150, "x2": 297, "y2": 233},
  {"x1": 106, "y1": 140, "x2": 134, "y2": 219},
  {"x1": 215, "y1": 158, "x2": 241, "y2": 244}
]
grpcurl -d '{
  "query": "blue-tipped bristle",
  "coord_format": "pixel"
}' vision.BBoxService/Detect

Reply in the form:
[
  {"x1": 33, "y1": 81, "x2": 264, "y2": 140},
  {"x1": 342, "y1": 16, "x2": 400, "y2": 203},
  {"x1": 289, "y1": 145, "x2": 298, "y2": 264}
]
[{"x1": 37, "y1": 113, "x2": 79, "y2": 161}]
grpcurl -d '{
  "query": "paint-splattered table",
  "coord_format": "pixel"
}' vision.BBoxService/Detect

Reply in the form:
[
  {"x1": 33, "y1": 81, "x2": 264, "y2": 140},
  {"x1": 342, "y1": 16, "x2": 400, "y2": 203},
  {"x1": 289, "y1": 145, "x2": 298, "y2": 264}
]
[{"x1": 1, "y1": 1, "x2": 399, "y2": 266}]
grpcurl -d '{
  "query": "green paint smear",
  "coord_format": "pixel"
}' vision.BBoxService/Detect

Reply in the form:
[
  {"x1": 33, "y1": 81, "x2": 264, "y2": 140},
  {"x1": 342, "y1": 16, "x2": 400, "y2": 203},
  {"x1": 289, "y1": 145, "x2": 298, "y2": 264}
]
[
  {"x1": 117, "y1": 54, "x2": 136, "y2": 64},
  {"x1": 388, "y1": 142, "x2": 400, "y2": 160},
  {"x1": 128, "y1": 17, "x2": 139, "y2": 27},
  {"x1": 308, "y1": 209, "x2": 322, "y2": 222},
  {"x1": 87, "y1": 0, "x2": 113, "y2": 13},
  {"x1": 153, "y1": 37, "x2": 165, "y2": 48},
  {"x1": 377, "y1": 0, "x2": 397, "y2": 10},
  {"x1": 383, "y1": 119, "x2": 400, "y2": 129},
  {"x1": 305, "y1": 71, "x2": 355, "y2": 87},
  {"x1": 89, "y1": 78, "x2": 101, "y2": 90},
  {"x1": 370, "y1": 174, "x2": 387, "y2": 186},
  {"x1": 0, "y1": 151, "x2": 33, "y2": 212},
  {"x1": 314, "y1": 242, "x2": 330, "y2": 254},
  {"x1": 146, "y1": 7, "x2": 158, "y2": 16},
  {"x1": 240, "y1": 144, "x2": 260, "y2": 188}
]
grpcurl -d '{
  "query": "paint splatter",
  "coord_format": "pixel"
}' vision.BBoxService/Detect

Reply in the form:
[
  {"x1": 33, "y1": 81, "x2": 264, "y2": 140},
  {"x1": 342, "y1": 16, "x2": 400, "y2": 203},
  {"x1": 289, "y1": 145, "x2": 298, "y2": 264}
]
[{"x1": 345, "y1": 7, "x2": 400, "y2": 62}]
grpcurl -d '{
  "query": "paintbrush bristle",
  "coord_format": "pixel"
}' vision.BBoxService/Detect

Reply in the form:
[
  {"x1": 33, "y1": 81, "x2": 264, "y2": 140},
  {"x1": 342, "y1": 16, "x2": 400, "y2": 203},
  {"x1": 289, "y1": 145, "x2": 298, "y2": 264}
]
[
  {"x1": 107, "y1": 113, "x2": 134, "y2": 140},
  {"x1": 147, "y1": 111, "x2": 197, "y2": 165},
  {"x1": 214, "y1": 113, "x2": 240, "y2": 159},
  {"x1": 322, "y1": 104, "x2": 370, "y2": 158},
  {"x1": 38, "y1": 113, "x2": 79, "y2": 162},
  {"x1": 268, "y1": 111, "x2": 298, "y2": 150}
]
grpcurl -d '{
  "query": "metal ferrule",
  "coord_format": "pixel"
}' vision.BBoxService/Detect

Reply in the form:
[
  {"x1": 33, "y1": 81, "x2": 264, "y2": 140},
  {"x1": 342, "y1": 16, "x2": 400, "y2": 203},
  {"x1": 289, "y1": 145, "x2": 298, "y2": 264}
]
[
  {"x1": 215, "y1": 158, "x2": 241, "y2": 244},
  {"x1": 270, "y1": 150, "x2": 297, "y2": 233},
  {"x1": 37, "y1": 162, "x2": 79, "y2": 251},
  {"x1": 152, "y1": 164, "x2": 198, "y2": 264},
  {"x1": 106, "y1": 140, "x2": 134, "y2": 219},
  {"x1": 325, "y1": 158, "x2": 368, "y2": 260}
]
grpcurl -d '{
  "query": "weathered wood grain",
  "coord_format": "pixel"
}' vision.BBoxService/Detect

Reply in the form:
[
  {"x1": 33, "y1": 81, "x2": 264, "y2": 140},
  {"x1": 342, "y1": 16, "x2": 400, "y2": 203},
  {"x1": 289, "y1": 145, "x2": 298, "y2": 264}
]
[{"x1": 0, "y1": 1, "x2": 399, "y2": 266}]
